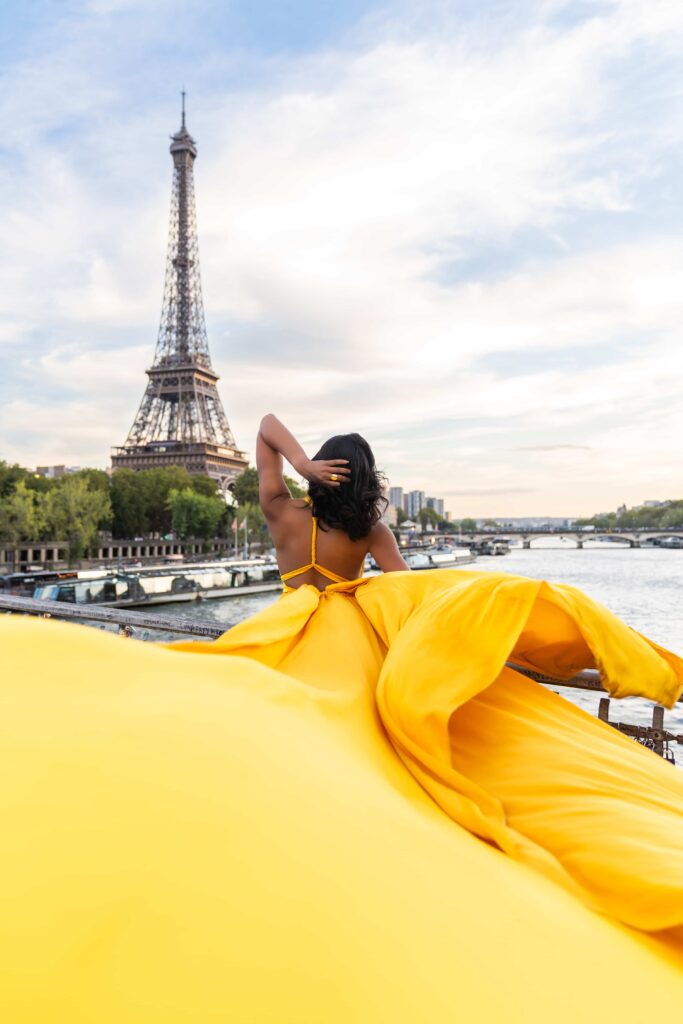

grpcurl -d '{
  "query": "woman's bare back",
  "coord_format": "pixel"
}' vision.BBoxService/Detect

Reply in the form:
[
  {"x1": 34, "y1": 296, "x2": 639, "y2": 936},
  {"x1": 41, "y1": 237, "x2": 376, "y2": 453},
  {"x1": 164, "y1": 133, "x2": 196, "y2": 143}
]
[{"x1": 270, "y1": 499, "x2": 372, "y2": 590}]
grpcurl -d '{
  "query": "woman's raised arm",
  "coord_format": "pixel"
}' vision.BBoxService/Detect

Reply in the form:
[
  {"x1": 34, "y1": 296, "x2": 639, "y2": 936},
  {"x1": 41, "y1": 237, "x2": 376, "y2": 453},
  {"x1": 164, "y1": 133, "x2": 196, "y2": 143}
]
[
  {"x1": 256, "y1": 414, "x2": 351, "y2": 516},
  {"x1": 255, "y1": 414, "x2": 302, "y2": 516}
]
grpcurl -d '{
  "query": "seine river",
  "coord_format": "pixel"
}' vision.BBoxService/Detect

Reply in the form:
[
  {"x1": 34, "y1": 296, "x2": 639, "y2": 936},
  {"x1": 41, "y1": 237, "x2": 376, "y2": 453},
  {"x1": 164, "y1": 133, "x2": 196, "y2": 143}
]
[{"x1": 158, "y1": 544, "x2": 683, "y2": 741}]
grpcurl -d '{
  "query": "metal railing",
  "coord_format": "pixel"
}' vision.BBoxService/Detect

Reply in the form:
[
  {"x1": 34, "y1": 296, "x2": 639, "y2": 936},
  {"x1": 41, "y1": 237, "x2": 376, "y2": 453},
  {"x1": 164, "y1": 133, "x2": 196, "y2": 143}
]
[
  {"x1": 0, "y1": 593, "x2": 223, "y2": 639},
  {"x1": 1, "y1": 593, "x2": 681, "y2": 760}
]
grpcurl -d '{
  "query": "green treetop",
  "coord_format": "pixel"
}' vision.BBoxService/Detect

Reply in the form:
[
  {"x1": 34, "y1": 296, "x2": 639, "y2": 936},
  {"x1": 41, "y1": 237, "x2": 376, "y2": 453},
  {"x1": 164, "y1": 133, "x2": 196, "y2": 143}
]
[
  {"x1": 168, "y1": 488, "x2": 228, "y2": 541},
  {"x1": 0, "y1": 480, "x2": 46, "y2": 544},
  {"x1": 44, "y1": 476, "x2": 112, "y2": 564},
  {"x1": 231, "y1": 466, "x2": 305, "y2": 507}
]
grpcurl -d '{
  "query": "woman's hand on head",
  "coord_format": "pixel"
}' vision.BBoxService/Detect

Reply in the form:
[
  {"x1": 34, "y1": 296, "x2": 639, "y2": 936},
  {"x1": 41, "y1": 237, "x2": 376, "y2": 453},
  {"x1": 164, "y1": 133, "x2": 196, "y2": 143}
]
[{"x1": 302, "y1": 458, "x2": 351, "y2": 488}]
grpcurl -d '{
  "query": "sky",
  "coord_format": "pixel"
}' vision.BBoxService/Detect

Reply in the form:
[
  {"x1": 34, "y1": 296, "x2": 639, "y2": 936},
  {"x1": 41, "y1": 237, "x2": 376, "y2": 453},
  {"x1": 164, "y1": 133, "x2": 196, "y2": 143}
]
[{"x1": 0, "y1": 0, "x2": 682, "y2": 517}]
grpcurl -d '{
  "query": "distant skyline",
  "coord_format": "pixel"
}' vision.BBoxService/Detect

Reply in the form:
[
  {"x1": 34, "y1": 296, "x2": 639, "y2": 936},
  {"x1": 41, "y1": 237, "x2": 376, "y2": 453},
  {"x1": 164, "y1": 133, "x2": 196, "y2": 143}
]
[{"x1": 1, "y1": 0, "x2": 682, "y2": 516}]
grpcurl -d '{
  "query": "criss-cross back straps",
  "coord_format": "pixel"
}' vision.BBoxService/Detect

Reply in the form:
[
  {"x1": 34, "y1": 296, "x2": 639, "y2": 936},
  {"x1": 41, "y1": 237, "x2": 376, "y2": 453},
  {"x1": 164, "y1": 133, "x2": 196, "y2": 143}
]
[{"x1": 280, "y1": 515, "x2": 360, "y2": 587}]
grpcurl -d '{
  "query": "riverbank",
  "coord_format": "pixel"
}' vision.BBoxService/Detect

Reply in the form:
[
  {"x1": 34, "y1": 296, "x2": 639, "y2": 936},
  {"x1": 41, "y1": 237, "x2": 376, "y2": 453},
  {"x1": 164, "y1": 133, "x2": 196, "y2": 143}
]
[{"x1": 0, "y1": 535, "x2": 244, "y2": 574}]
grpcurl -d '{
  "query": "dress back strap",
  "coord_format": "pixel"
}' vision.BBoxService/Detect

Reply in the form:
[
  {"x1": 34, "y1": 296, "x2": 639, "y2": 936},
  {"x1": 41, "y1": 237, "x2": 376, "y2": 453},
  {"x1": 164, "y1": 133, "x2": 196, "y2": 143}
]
[{"x1": 311, "y1": 515, "x2": 318, "y2": 564}]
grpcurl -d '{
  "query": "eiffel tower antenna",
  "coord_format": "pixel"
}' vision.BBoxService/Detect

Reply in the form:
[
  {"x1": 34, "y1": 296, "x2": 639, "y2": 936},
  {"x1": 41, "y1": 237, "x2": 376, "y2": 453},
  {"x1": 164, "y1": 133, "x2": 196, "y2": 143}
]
[{"x1": 112, "y1": 99, "x2": 248, "y2": 493}]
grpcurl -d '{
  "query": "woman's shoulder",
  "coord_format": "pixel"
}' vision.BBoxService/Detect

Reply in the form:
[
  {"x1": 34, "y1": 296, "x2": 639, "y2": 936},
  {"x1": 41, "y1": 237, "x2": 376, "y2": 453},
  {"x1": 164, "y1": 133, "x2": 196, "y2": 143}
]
[{"x1": 368, "y1": 521, "x2": 394, "y2": 541}]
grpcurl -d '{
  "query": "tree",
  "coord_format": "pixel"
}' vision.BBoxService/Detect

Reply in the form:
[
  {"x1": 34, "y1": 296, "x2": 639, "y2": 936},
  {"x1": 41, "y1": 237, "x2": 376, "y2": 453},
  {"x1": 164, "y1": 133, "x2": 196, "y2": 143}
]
[
  {"x1": 25, "y1": 474, "x2": 58, "y2": 495},
  {"x1": 661, "y1": 503, "x2": 683, "y2": 528},
  {"x1": 0, "y1": 480, "x2": 45, "y2": 542},
  {"x1": 214, "y1": 499, "x2": 235, "y2": 538},
  {"x1": 0, "y1": 461, "x2": 30, "y2": 498},
  {"x1": 141, "y1": 467, "x2": 196, "y2": 534},
  {"x1": 235, "y1": 502, "x2": 269, "y2": 554},
  {"x1": 572, "y1": 501, "x2": 683, "y2": 529},
  {"x1": 459, "y1": 518, "x2": 477, "y2": 533},
  {"x1": 111, "y1": 466, "x2": 200, "y2": 536},
  {"x1": 71, "y1": 469, "x2": 112, "y2": 531},
  {"x1": 286, "y1": 475, "x2": 306, "y2": 499},
  {"x1": 231, "y1": 467, "x2": 259, "y2": 506},
  {"x1": 190, "y1": 475, "x2": 220, "y2": 498},
  {"x1": 111, "y1": 469, "x2": 148, "y2": 538},
  {"x1": 74, "y1": 468, "x2": 111, "y2": 495},
  {"x1": 418, "y1": 507, "x2": 442, "y2": 530},
  {"x1": 396, "y1": 507, "x2": 407, "y2": 525},
  {"x1": 231, "y1": 466, "x2": 305, "y2": 507},
  {"x1": 168, "y1": 488, "x2": 226, "y2": 540},
  {"x1": 44, "y1": 476, "x2": 112, "y2": 564},
  {"x1": 111, "y1": 466, "x2": 225, "y2": 537}
]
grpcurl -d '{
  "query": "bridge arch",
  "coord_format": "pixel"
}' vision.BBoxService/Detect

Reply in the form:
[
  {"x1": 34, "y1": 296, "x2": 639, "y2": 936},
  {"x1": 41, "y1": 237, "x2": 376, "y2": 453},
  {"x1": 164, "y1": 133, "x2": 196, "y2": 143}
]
[
  {"x1": 639, "y1": 532, "x2": 683, "y2": 548},
  {"x1": 582, "y1": 533, "x2": 634, "y2": 547},
  {"x1": 525, "y1": 535, "x2": 581, "y2": 549}
]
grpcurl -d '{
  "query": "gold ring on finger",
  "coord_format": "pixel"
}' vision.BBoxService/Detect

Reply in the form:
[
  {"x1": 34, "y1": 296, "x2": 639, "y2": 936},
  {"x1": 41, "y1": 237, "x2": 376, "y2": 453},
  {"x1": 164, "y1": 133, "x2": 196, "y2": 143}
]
[{"x1": 330, "y1": 473, "x2": 339, "y2": 481}]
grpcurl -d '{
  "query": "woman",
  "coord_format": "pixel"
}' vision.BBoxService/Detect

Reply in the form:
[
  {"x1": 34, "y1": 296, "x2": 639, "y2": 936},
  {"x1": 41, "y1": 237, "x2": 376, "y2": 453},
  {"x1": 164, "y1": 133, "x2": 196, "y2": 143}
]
[
  {"x1": 255, "y1": 412, "x2": 408, "y2": 586},
  {"x1": 1, "y1": 415, "x2": 682, "y2": 1021}
]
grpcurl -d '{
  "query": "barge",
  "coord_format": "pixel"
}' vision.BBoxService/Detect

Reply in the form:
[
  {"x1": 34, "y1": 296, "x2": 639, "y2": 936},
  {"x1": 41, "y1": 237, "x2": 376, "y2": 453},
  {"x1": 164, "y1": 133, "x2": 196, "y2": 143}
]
[
  {"x1": 28, "y1": 559, "x2": 282, "y2": 608},
  {"x1": 398, "y1": 547, "x2": 477, "y2": 570}
]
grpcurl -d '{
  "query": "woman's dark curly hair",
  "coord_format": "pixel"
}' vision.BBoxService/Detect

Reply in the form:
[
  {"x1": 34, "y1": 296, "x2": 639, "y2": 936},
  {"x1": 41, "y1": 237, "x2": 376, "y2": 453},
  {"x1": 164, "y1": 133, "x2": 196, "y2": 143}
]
[{"x1": 307, "y1": 433, "x2": 387, "y2": 541}]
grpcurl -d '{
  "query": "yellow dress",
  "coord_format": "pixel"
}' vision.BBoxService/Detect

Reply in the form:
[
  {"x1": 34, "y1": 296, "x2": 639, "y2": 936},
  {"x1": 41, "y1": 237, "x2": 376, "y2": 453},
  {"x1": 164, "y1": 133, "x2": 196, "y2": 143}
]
[{"x1": 1, "y1": 554, "x2": 682, "y2": 1021}]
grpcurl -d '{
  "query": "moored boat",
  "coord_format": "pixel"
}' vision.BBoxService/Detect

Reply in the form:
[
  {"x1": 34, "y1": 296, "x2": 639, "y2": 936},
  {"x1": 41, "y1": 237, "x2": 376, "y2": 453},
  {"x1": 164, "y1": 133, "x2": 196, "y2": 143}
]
[
  {"x1": 470, "y1": 537, "x2": 510, "y2": 556},
  {"x1": 0, "y1": 567, "x2": 118, "y2": 597},
  {"x1": 401, "y1": 546, "x2": 477, "y2": 570},
  {"x1": 31, "y1": 559, "x2": 282, "y2": 608}
]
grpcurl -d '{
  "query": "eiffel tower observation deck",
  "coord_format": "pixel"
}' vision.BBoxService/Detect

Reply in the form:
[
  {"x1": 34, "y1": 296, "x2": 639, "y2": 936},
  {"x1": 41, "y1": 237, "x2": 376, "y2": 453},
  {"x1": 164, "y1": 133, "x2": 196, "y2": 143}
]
[{"x1": 112, "y1": 95, "x2": 248, "y2": 492}]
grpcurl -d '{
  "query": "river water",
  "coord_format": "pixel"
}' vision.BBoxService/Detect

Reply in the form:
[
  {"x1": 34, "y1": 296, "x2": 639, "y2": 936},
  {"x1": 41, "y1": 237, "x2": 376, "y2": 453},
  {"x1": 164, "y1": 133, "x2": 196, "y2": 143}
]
[{"x1": 157, "y1": 543, "x2": 683, "y2": 743}]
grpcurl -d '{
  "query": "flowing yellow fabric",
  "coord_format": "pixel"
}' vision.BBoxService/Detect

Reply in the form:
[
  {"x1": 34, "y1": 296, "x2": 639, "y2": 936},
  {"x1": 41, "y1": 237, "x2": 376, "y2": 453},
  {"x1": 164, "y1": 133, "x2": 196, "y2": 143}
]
[{"x1": 1, "y1": 567, "x2": 683, "y2": 1021}]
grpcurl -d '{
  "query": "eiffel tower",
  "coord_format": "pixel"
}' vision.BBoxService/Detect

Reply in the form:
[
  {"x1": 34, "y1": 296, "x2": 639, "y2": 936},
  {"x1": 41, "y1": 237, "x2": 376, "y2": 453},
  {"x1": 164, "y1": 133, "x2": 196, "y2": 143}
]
[{"x1": 112, "y1": 94, "x2": 248, "y2": 493}]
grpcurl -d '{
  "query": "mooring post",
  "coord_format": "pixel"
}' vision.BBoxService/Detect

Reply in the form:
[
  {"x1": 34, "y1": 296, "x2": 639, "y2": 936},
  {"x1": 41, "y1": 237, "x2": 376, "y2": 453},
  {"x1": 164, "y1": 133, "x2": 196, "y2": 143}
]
[
  {"x1": 598, "y1": 698, "x2": 610, "y2": 723},
  {"x1": 652, "y1": 705, "x2": 665, "y2": 757}
]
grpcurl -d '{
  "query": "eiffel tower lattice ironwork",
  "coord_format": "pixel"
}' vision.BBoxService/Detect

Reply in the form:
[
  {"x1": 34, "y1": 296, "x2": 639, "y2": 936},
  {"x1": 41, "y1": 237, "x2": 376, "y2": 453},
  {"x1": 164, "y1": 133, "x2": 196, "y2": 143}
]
[{"x1": 112, "y1": 95, "x2": 248, "y2": 492}]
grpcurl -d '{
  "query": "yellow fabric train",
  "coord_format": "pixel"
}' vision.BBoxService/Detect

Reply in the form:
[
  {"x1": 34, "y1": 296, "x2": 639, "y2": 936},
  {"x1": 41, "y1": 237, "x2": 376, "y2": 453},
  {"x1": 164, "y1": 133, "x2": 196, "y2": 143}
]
[{"x1": 1, "y1": 567, "x2": 682, "y2": 1021}]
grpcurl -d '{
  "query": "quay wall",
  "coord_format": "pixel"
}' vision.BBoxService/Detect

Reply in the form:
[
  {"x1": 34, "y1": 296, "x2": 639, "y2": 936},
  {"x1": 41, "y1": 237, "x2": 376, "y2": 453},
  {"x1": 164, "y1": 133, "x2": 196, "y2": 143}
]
[{"x1": 0, "y1": 536, "x2": 237, "y2": 574}]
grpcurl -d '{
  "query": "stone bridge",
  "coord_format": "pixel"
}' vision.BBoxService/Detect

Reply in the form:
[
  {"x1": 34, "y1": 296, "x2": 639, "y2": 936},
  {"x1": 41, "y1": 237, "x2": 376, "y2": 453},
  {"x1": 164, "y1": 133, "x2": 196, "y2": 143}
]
[{"x1": 460, "y1": 529, "x2": 683, "y2": 549}]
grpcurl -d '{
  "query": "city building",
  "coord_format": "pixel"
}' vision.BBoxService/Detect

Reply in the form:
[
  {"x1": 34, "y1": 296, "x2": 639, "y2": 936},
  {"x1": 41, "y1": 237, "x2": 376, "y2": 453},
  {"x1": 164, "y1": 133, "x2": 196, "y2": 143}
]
[
  {"x1": 406, "y1": 490, "x2": 426, "y2": 519},
  {"x1": 426, "y1": 497, "x2": 445, "y2": 517},
  {"x1": 35, "y1": 465, "x2": 81, "y2": 478},
  {"x1": 389, "y1": 483, "x2": 448, "y2": 521},
  {"x1": 389, "y1": 486, "x2": 403, "y2": 510}
]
